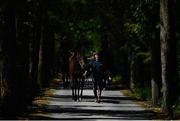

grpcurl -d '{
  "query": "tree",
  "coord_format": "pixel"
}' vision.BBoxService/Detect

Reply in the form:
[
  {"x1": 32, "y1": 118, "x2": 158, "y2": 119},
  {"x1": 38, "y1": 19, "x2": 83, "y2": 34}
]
[
  {"x1": 160, "y1": 0, "x2": 177, "y2": 113},
  {"x1": 0, "y1": 0, "x2": 55, "y2": 117}
]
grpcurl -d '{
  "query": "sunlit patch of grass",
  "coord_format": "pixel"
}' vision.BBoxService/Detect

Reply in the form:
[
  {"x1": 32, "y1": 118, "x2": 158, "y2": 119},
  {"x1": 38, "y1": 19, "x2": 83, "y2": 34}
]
[
  {"x1": 33, "y1": 99, "x2": 49, "y2": 106},
  {"x1": 175, "y1": 104, "x2": 180, "y2": 112},
  {"x1": 173, "y1": 101, "x2": 180, "y2": 119},
  {"x1": 121, "y1": 88, "x2": 164, "y2": 119},
  {"x1": 133, "y1": 87, "x2": 151, "y2": 100},
  {"x1": 121, "y1": 86, "x2": 151, "y2": 101},
  {"x1": 121, "y1": 88, "x2": 150, "y2": 101},
  {"x1": 121, "y1": 89, "x2": 132, "y2": 96},
  {"x1": 31, "y1": 112, "x2": 49, "y2": 116},
  {"x1": 44, "y1": 88, "x2": 56, "y2": 96},
  {"x1": 32, "y1": 88, "x2": 55, "y2": 106},
  {"x1": 112, "y1": 75, "x2": 122, "y2": 84}
]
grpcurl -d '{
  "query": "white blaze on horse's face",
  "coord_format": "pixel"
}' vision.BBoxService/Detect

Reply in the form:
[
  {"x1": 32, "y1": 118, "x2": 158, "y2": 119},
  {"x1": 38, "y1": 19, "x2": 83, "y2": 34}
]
[
  {"x1": 79, "y1": 60, "x2": 84, "y2": 68},
  {"x1": 95, "y1": 54, "x2": 99, "y2": 61},
  {"x1": 77, "y1": 53, "x2": 85, "y2": 69}
]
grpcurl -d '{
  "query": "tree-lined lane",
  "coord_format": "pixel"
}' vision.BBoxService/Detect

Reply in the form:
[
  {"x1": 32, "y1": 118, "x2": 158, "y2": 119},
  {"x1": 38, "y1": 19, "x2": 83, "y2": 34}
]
[{"x1": 25, "y1": 88, "x2": 158, "y2": 120}]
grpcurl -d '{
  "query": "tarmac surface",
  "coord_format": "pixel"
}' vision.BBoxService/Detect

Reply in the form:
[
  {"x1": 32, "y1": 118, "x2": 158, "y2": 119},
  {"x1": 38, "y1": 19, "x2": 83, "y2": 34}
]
[{"x1": 23, "y1": 79, "x2": 158, "y2": 120}]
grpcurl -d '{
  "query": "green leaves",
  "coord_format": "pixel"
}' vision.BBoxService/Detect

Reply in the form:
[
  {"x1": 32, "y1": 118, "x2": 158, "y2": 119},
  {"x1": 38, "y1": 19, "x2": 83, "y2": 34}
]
[
  {"x1": 136, "y1": 52, "x2": 152, "y2": 64},
  {"x1": 124, "y1": 23, "x2": 141, "y2": 34},
  {"x1": 62, "y1": 18, "x2": 102, "y2": 52}
]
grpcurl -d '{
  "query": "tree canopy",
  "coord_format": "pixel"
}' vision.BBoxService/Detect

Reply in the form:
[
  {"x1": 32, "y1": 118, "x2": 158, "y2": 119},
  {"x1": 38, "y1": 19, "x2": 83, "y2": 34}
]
[{"x1": 1, "y1": 0, "x2": 180, "y2": 118}]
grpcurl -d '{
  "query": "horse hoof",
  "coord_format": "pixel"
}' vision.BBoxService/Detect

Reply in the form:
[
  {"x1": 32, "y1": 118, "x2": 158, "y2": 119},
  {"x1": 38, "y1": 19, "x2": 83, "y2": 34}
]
[
  {"x1": 97, "y1": 99, "x2": 101, "y2": 103},
  {"x1": 72, "y1": 97, "x2": 77, "y2": 101}
]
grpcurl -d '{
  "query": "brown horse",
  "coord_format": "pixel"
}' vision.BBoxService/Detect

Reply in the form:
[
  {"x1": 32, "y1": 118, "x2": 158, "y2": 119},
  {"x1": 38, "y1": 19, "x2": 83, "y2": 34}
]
[{"x1": 69, "y1": 51, "x2": 86, "y2": 101}]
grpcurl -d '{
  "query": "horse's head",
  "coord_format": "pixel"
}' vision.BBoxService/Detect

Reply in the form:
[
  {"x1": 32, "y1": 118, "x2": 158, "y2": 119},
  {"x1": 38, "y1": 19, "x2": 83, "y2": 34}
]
[{"x1": 77, "y1": 53, "x2": 86, "y2": 70}]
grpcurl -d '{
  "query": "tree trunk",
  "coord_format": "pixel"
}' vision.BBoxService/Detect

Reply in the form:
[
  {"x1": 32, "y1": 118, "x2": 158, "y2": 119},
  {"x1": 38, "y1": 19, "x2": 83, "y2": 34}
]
[
  {"x1": 160, "y1": 0, "x2": 177, "y2": 113},
  {"x1": 30, "y1": 0, "x2": 44, "y2": 91},
  {"x1": 39, "y1": 0, "x2": 55, "y2": 88},
  {"x1": 129, "y1": 50, "x2": 135, "y2": 91},
  {"x1": 151, "y1": 36, "x2": 161, "y2": 106}
]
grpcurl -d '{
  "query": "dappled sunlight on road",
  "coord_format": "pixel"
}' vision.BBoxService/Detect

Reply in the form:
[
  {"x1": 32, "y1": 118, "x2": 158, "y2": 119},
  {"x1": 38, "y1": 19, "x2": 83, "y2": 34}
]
[{"x1": 23, "y1": 88, "x2": 158, "y2": 120}]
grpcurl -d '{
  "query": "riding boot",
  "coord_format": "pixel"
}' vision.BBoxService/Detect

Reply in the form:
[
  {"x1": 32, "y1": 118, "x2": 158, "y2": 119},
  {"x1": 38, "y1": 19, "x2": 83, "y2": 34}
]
[{"x1": 93, "y1": 88, "x2": 98, "y2": 102}]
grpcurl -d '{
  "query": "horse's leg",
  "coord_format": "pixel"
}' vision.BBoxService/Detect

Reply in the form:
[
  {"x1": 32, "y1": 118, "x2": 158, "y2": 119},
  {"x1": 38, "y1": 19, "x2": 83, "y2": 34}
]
[
  {"x1": 78, "y1": 78, "x2": 83, "y2": 101},
  {"x1": 75, "y1": 78, "x2": 78, "y2": 100},
  {"x1": 71, "y1": 77, "x2": 75, "y2": 100},
  {"x1": 103, "y1": 79, "x2": 106, "y2": 89},
  {"x1": 66, "y1": 74, "x2": 70, "y2": 88},
  {"x1": 71, "y1": 78, "x2": 74, "y2": 99},
  {"x1": 80, "y1": 78, "x2": 84, "y2": 101},
  {"x1": 77, "y1": 78, "x2": 80, "y2": 101},
  {"x1": 67, "y1": 75, "x2": 70, "y2": 87},
  {"x1": 62, "y1": 73, "x2": 65, "y2": 88},
  {"x1": 64, "y1": 73, "x2": 67, "y2": 87}
]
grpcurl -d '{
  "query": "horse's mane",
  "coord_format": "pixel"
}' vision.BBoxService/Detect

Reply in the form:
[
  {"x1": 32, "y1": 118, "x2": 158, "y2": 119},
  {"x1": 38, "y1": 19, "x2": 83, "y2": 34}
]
[
  {"x1": 77, "y1": 54, "x2": 85, "y2": 69},
  {"x1": 69, "y1": 52, "x2": 85, "y2": 70}
]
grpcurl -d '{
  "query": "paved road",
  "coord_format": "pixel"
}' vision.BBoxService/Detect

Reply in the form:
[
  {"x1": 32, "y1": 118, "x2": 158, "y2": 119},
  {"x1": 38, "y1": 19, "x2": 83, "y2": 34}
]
[{"x1": 23, "y1": 86, "x2": 158, "y2": 120}]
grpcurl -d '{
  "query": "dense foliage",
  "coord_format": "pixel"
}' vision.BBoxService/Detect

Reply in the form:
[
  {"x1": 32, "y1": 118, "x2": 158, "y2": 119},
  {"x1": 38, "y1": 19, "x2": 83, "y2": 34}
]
[{"x1": 0, "y1": 0, "x2": 180, "y2": 118}]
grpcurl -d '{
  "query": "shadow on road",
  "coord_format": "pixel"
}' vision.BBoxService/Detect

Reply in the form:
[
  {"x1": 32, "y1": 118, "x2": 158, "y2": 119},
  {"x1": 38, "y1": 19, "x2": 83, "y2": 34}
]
[
  {"x1": 18, "y1": 79, "x2": 163, "y2": 120},
  {"x1": 23, "y1": 89, "x2": 160, "y2": 120}
]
